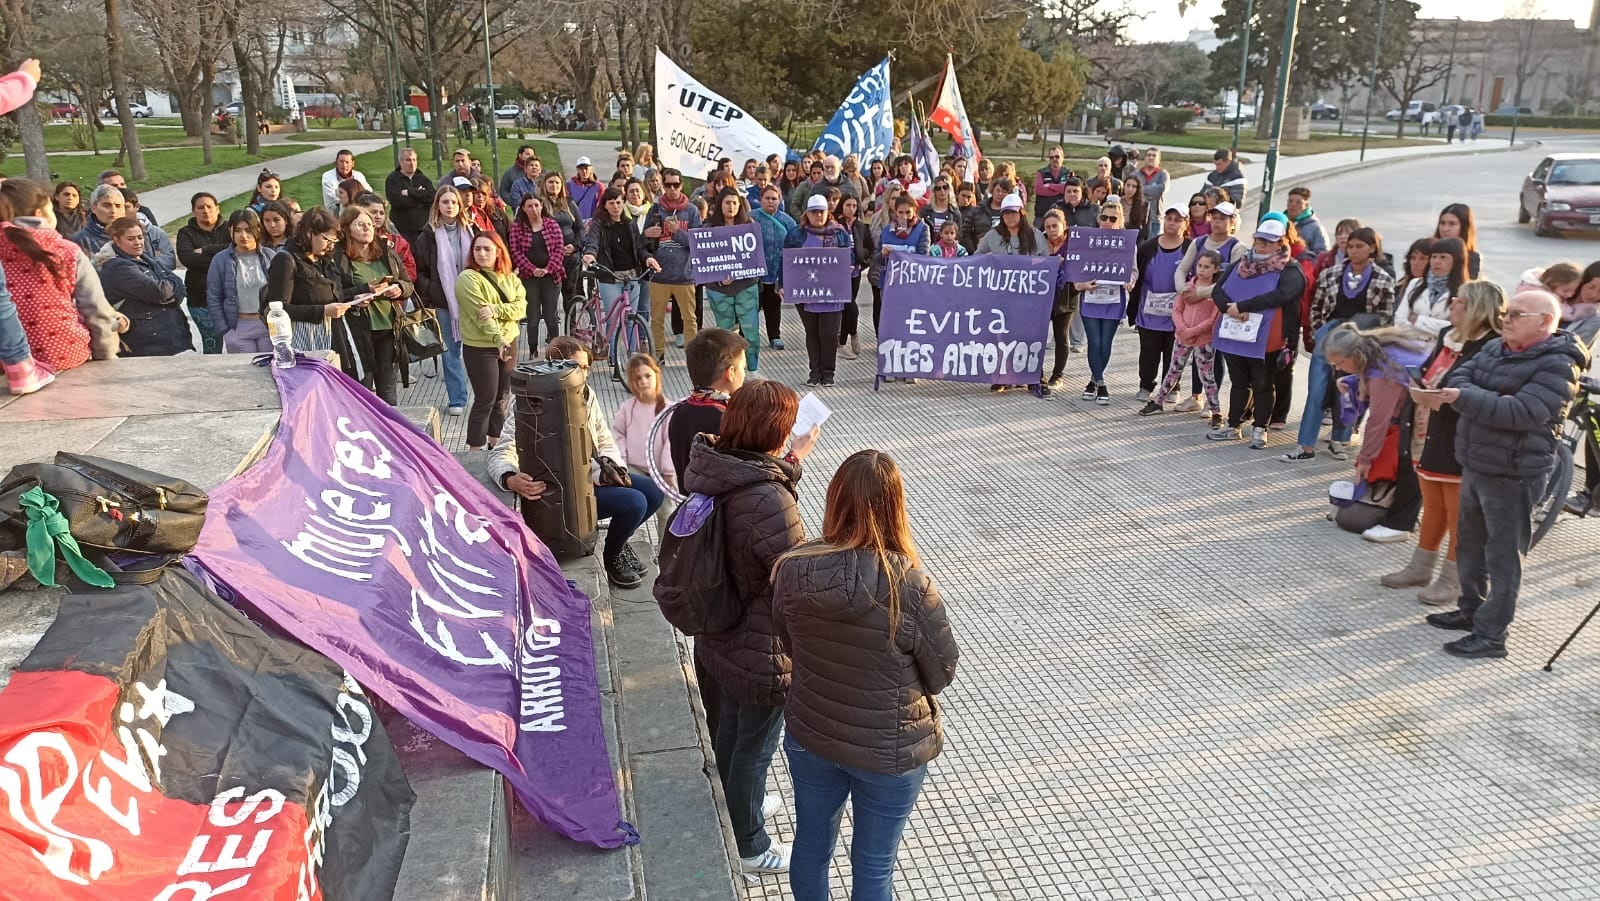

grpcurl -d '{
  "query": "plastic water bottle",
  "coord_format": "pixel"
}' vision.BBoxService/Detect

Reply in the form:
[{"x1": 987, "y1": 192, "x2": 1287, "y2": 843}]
[{"x1": 266, "y1": 301, "x2": 296, "y2": 369}]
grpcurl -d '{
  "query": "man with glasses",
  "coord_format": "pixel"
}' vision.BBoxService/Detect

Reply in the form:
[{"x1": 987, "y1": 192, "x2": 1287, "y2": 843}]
[
  {"x1": 1032, "y1": 146, "x2": 1074, "y2": 220},
  {"x1": 642, "y1": 168, "x2": 702, "y2": 352},
  {"x1": 1417, "y1": 290, "x2": 1589, "y2": 658}
]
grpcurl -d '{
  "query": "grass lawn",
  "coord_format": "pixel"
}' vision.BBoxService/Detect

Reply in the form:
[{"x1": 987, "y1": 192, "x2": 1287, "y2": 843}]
[
  {"x1": 42, "y1": 122, "x2": 200, "y2": 152},
  {"x1": 39, "y1": 145, "x2": 306, "y2": 194},
  {"x1": 205, "y1": 138, "x2": 566, "y2": 223},
  {"x1": 1111, "y1": 129, "x2": 1438, "y2": 156},
  {"x1": 550, "y1": 128, "x2": 624, "y2": 143},
  {"x1": 287, "y1": 128, "x2": 425, "y2": 143}
]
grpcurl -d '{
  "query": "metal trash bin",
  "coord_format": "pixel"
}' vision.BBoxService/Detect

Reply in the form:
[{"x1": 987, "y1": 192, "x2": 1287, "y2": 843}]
[{"x1": 509, "y1": 360, "x2": 596, "y2": 559}]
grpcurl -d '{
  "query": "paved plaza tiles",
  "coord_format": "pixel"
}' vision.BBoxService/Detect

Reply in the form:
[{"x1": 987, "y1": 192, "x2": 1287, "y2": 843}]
[{"x1": 399, "y1": 304, "x2": 1600, "y2": 900}]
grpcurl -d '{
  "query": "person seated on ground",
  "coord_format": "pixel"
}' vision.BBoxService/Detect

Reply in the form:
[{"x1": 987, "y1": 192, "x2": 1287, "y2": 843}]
[{"x1": 486, "y1": 335, "x2": 663, "y2": 590}]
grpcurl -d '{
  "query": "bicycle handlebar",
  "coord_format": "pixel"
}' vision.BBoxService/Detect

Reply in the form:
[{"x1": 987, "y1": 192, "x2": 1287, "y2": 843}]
[{"x1": 582, "y1": 263, "x2": 654, "y2": 281}]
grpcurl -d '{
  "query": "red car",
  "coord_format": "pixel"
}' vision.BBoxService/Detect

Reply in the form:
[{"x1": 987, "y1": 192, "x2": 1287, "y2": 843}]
[
  {"x1": 50, "y1": 102, "x2": 79, "y2": 119},
  {"x1": 1520, "y1": 153, "x2": 1600, "y2": 237}
]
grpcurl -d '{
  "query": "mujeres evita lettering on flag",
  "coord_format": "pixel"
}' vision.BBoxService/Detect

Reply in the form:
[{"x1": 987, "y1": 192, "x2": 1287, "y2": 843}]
[
  {"x1": 812, "y1": 57, "x2": 893, "y2": 163},
  {"x1": 654, "y1": 48, "x2": 787, "y2": 175}
]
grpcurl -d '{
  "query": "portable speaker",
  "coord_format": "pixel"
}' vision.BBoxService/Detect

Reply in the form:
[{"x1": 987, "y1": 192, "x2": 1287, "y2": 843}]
[{"x1": 510, "y1": 360, "x2": 597, "y2": 559}]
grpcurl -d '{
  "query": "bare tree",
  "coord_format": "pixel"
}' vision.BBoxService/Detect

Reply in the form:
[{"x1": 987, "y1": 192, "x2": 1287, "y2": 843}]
[
  {"x1": 105, "y1": 0, "x2": 147, "y2": 178},
  {"x1": 1503, "y1": 6, "x2": 1554, "y2": 114},
  {"x1": 130, "y1": 0, "x2": 241, "y2": 160},
  {"x1": 1377, "y1": 27, "x2": 1450, "y2": 137},
  {"x1": 0, "y1": 0, "x2": 49, "y2": 180}
]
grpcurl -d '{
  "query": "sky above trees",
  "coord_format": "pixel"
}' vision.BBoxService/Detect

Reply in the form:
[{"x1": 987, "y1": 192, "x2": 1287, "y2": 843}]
[{"x1": 1132, "y1": 0, "x2": 1595, "y2": 42}]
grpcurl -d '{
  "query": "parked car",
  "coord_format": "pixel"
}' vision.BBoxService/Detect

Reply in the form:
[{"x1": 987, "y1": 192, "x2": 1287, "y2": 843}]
[
  {"x1": 1385, "y1": 100, "x2": 1437, "y2": 122},
  {"x1": 1310, "y1": 101, "x2": 1340, "y2": 120},
  {"x1": 50, "y1": 102, "x2": 80, "y2": 119},
  {"x1": 1207, "y1": 103, "x2": 1255, "y2": 124},
  {"x1": 101, "y1": 101, "x2": 152, "y2": 118},
  {"x1": 224, "y1": 100, "x2": 243, "y2": 115},
  {"x1": 1520, "y1": 153, "x2": 1600, "y2": 237},
  {"x1": 1438, "y1": 104, "x2": 1467, "y2": 122},
  {"x1": 494, "y1": 104, "x2": 522, "y2": 120}
]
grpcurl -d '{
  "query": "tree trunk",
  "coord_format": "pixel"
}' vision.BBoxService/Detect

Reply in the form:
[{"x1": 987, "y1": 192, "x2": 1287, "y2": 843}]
[
  {"x1": 234, "y1": 34, "x2": 260, "y2": 155},
  {"x1": 105, "y1": 0, "x2": 146, "y2": 180},
  {"x1": 14, "y1": 102, "x2": 49, "y2": 183},
  {"x1": 200, "y1": 65, "x2": 215, "y2": 165}
]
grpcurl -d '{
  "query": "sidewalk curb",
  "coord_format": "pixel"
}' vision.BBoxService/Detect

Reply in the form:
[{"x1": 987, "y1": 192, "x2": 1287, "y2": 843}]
[{"x1": 1280, "y1": 140, "x2": 1537, "y2": 190}]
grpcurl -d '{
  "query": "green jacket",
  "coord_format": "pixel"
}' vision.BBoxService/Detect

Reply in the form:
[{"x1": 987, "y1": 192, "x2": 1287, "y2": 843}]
[{"x1": 454, "y1": 268, "x2": 527, "y2": 348}]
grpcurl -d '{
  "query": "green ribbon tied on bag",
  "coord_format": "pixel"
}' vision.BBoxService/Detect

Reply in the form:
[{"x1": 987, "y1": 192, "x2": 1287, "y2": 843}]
[{"x1": 19, "y1": 486, "x2": 115, "y2": 589}]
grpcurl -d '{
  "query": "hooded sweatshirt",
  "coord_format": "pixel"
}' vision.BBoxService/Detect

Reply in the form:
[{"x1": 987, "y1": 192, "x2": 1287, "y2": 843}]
[{"x1": 643, "y1": 195, "x2": 702, "y2": 284}]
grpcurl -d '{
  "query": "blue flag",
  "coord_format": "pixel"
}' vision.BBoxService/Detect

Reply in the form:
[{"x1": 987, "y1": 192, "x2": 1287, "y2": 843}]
[{"x1": 813, "y1": 58, "x2": 893, "y2": 163}]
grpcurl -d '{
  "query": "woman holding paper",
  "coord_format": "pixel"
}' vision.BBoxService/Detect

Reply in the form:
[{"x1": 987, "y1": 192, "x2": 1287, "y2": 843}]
[
  {"x1": 1206, "y1": 214, "x2": 1306, "y2": 449},
  {"x1": 869, "y1": 192, "x2": 929, "y2": 341},
  {"x1": 1072, "y1": 198, "x2": 1137, "y2": 406}
]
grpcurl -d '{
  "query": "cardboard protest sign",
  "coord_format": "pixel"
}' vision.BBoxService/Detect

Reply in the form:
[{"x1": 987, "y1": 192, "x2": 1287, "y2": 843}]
[
  {"x1": 1063, "y1": 226, "x2": 1140, "y2": 283},
  {"x1": 687, "y1": 223, "x2": 766, "y2": 284},
  {"x1": 781, "y1": 248, "x2": 853, "y2": 304}
]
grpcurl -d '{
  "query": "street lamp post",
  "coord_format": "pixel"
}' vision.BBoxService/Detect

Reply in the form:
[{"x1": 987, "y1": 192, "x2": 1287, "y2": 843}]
[
  {"x1": 1441, "y1": 17, "x2": 1461, "y2": 106},
  {"x1": 1359, "y1": 0, "x2": 1389, "y2": 162},
  {"x1": 1256, "y1": 0, "x2": 1302, "y2": 220},
  {"x1": 481, "y1": 0, "x2": 498, "y2": 181},
  {"x1": 422, "y1": 0, "x2": 443, "y2": 178},
  {"x1": 380, "y1": 0, "x2": 400, "y2": 167},
  {"x1": 1231, "y1": 0, "x2": 1254, "y2": 153}
]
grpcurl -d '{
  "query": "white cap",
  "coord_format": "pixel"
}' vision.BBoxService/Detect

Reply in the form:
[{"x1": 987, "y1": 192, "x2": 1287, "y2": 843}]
[
  {"x1": 575, "y1": 156, "x2": 592, "y2": 167},
  {"x1": 806, "y1": 195, "x2": 829, "y2": 213},
  {"x1": 1000, "y1": 193, "x2": 1024, "y2": 212},
  {"x1": 1212, "y1": 201, "x2": 1237, "y2": 218},
  {"x1": 1253, "y1": 218, "x2": 1287, "y2": 241},
  {"x1": 451, "y1": 175, "x2": 473, "y2": 188}
]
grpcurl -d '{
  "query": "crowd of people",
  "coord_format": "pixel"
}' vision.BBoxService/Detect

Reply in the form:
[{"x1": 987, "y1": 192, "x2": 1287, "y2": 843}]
[{"x1": 5, "y1": 52, "x2": 1599, "y2": 896}]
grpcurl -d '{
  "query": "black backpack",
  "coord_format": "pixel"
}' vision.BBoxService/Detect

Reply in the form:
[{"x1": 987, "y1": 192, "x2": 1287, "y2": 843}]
[{"x1": 653, "y1": 489, "x2": 748, "y2": 635}]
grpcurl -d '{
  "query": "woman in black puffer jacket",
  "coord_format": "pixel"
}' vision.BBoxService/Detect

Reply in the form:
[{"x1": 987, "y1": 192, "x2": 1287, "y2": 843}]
[
  {"x1": 680, "y1": 379, "x2": 819, "y2": 877},
  {"x1": 771, "y1": 449, "x2": 960, "y2": 901}
]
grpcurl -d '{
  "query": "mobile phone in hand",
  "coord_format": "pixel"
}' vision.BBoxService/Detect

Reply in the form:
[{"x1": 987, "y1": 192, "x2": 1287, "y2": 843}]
[{"x1": 1404, "y1": 365, "x2": 1426, "y2": 387}]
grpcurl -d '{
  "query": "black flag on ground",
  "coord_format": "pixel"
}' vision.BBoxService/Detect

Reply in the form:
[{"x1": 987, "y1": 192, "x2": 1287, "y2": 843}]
[{"x1": 0, "y1": 566, "x2": 414, "y2": 899}]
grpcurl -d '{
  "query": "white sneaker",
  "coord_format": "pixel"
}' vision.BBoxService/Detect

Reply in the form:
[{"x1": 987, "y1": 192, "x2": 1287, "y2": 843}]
[
  {"x1": 1362, "y1": 525, "x2": 1410, "y2": 543},
  {"x1": 1174, "y1": 395, "x2": 1202, "y2": 413},
  {"x1": 1248, "y1": 427, "x2": 1267, "y2": 449},
  {"x1": 1327, "y1": 440, "x2": 1348, "y2": 460},
  {"x1": 761, "y1": 792, "x2": 780, "y2": 821},
  {"x1": 446, "y1": 405, "x2": 465, "y2": 416},
  {"x1": 740, "y1": 842, "x2": 791, "y2": 875},
  {"x1": 1135, "y1": 389, "x2": 1152, "y2": 401},
  {"x1": 747, "y1": 370, "x2": 764, "y2": 381}
]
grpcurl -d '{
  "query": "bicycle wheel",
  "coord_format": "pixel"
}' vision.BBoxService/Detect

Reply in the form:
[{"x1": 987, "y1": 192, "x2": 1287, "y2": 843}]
[
  {"x1": 1530, "y1": 442, "x2": 1573, "y2": 551},
  {"x1": 565, "y1": 298, "x2": 603, "y2": 359},
  {"x1": 622, "y1": 312, "x2": 655, "y2": 362}
]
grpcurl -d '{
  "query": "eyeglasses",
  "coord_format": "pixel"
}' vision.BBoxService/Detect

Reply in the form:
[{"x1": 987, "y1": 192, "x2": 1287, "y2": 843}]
[
  {"x1": 664, "y1": 181, "x2": 681, "y2": 188},
  {"x1": 1506, "y1": 310, "x2": 1549, "y2": 321},
  {"x1": 1048, "y1": 155, "x2": 1063, "y2": 161},
  {"x1": 1190, "y1": 201, "x2": 1207, "y2": 207},
  {"x1": 1099, "y1": 216, "x2": 1120, "y2": 223},
  {"x1": 318, "y1": 232, "x2": 340, "y2": 244},
  {"x1": 934, "y1": 185, "x2": 949, "y2": 191}
]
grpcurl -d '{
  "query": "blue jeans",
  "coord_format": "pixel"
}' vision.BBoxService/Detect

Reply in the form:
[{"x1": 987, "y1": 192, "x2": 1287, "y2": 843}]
[
  {"x1": 598, "y1": 278, "x2": 646, "y2": 316},
  {"x1": 593, "y1": 472, "x2": 663, "y2": 560},
  {"x1": 708, "y1": 283, "x2": 761, "y2": 372},
  {"x1": 0, "y1": 265, "x2": 30, "y2": 365},
  {"x1": 437, "y1": 314, "x2": 470, "y2": 408},
  {"x1": 1456, "y1": 469, "x2": 1541, "y2": 642},
  {"x1": 1082, "y1": 316, "x2": 1119, "y2": 384},
  {"x1": 785, "y1": 734, "x2": 927, "y2": 901},
  {"x1": 1296, "y1": 319, "x2": 1351, "y2": 448},
  {"x1": 715, "y1": 689, "x2": 784, "y2": 858}
]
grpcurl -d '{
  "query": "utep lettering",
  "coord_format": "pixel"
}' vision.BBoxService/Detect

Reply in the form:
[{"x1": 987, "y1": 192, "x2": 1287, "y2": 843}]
[{"x1": 676, "y1": 87, "x2": 746, "y2": 122}]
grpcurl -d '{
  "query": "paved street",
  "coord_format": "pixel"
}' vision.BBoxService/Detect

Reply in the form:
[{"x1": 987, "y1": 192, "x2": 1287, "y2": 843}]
[{"x1": 402, "y1": 143, "x2": 1600, "y2": 899}]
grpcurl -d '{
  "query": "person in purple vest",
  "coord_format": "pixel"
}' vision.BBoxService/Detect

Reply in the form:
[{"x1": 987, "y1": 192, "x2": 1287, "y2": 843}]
[
  {"x1": 1206, "y1": 214, "x2": 1306, "y2": 449},
  {"x1": 1130, "y1": 205, "x2": 1192, "y2": 400},
  {"x1": 782, "y1": 194, "x2": 854, "y2": 387},
  {"x1": 1072, "y1": 198, "x2": 1137, "y2": 406}
]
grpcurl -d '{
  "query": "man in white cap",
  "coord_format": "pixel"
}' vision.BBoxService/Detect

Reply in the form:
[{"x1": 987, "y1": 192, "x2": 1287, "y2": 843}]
[{"x1": 568, "y1": 156, "x2": 600, "y2": 220}]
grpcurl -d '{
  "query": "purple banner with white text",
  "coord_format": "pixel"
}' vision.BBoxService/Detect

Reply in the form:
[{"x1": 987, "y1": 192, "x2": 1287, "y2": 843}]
[
  {"x1": 781, "y1": 247, "x2": 854, "y2": 304},
  {"x1": 188, "y1": 357, "x2": 634, "y2": 849},
  {"x1": 1063, "y1": 226, "x2": 1140, "y2": 283},
  {"x1": 877, "y1": 254, "x2": 1058, "y2": 385},
  {"x1": 688, "y1": 222, "x2": 766, "y2": 284}
]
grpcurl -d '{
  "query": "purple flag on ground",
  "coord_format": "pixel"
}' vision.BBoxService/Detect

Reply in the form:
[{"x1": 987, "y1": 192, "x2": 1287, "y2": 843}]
[
  {"x1": 188, "y1": 358, "x2": 634, "y2": 849},
  {"x1": 1063, "y1": 226, "x2": 1140, "y2": 283},
  {"x1": 781, "y1": 247, "x2": 854, "y2": 304},
  {"x1": 876, "y1": 254, "x2": 1058, "y2": 385},
  {"x1": 687, "y1": 222, "x2": 766, "y2": 285}
]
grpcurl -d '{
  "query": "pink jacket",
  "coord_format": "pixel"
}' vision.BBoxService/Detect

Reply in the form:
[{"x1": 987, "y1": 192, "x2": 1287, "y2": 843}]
[
  {"x1": 612, "y1": 396, "x2": 675, "y2": 488},
  {"x1": 1172, "y1": 280, "x2": 1219, "y2": 347},
  {"x1": 0, "y1": 70, "x2": 37, "y2": 117}
]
